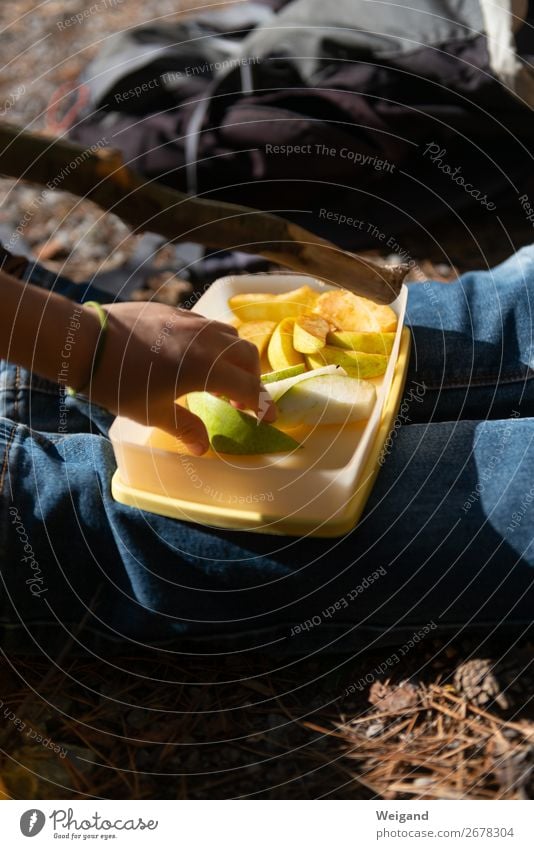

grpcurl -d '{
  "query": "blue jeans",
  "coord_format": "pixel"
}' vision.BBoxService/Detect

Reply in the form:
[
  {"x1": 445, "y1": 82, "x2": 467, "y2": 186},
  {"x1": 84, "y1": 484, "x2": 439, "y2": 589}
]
[{"x1": 2, "y1": 251, "x2": 534, "y2": 655}]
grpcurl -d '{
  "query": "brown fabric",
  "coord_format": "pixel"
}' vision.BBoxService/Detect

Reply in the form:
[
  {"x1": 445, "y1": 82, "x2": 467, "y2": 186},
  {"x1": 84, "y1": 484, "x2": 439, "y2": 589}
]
[
  {"x1": 0, "y1": 245, "x2": 28, "y2": 281},
  {"x1": 66, "y1": 2, "x2": 534, "y2": 255}
]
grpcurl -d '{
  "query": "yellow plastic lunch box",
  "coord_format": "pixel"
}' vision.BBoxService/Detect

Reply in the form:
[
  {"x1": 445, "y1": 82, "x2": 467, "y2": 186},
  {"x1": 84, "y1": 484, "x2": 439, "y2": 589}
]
[{"x1": 110, "y1": 273, "x2": 411, "y2": 538}]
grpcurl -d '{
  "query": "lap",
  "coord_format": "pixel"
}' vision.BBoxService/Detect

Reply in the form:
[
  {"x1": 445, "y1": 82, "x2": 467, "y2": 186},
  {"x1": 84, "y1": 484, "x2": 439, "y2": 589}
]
[
  {"x1": 407, "y1": 245, "x2": 534, "y2": 422},
  {"x1": 2, "y1": 250, "x2": 534, "y2": 653},
  {"x1": 2, "y1": 408, "x2": 533, "y2": 654}
]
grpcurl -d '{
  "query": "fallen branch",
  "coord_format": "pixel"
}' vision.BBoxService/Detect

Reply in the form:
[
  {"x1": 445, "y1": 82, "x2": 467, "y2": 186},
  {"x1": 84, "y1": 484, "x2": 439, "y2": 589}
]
[{"x1": 0, "y1": 123, "x2": 407, "y2": 303}]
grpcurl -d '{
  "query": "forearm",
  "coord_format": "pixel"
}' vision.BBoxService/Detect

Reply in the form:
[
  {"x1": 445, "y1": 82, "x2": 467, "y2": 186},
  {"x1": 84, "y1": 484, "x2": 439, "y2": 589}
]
[
  {"x1": 0, "y1": 269, "x2": 99, "y2": 391},
  {"x1": 0, "y1": 263, "x2": 270, "y2": 452}
]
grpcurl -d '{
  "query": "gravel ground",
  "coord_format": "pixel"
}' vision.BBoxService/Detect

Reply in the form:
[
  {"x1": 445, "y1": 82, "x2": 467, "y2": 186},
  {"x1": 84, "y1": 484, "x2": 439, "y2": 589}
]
[{"x1": 0, "y1": 0, "x2": 225, "y2": 293}]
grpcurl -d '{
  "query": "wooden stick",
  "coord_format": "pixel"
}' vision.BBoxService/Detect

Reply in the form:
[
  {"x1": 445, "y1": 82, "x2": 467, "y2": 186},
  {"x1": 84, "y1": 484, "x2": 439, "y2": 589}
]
[{"x1": 0, "y1": 124, "x2": 407, "y2": 303}]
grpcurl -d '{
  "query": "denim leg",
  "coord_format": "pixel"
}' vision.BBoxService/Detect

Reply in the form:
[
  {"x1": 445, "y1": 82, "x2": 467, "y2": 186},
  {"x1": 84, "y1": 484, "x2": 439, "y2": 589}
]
[
  {"x1": 0, "y1": 420, "x2": 153, "y2": 654},
  {"x1": 406, "y1": 245, "x2": 534, "y2": 422},
  {"x1": 2, "y1": 412, "x2": 533, "y2": 655},
  {"x1": 0, "y1": 361, "x2": 114, "y2": 438},
  {"x1": 1, "y1": 254, "x2": 534, "y2": 654},
  {"x1": 106, "y1": 416, "x2": 534, "y2": 653}
]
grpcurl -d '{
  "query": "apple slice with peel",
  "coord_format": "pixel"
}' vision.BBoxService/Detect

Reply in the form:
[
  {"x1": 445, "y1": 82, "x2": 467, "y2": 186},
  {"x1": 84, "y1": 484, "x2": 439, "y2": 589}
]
[
  {"x1": 306, "y1": 346, "x2": 388, "y2": 378},
  {"x1": 187, "y1": 392, "x2": 300, "y2": 454},
  {"x1": 275, "y1": 374, "x2": 376, "y2": 428},
  {"x1": 327, "y1": 330, "x2": 395, "y2": 355},
  {"x1": 264, "y1": 364, "x2": 344, "y2": 402},
  {"x1": 293, "y1": 315, "x2": 330, "y2": 354},
  {"x1": 262, "y1": 363, "x2": 306, "y2": 384},
  {"x1": 267, "y1": 317, "x2": 306, "y2": 371}
]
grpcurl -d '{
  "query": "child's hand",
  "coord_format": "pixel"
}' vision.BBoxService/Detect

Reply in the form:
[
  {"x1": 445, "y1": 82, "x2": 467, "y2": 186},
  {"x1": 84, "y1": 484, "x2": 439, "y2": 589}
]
[{"x1": 85, "y1": 301, "x2": 277, "y2": 455}]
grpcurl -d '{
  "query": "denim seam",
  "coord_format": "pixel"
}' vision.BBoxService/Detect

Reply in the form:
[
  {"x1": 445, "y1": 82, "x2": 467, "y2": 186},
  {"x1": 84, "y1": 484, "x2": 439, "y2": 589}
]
[
  {"x1": 7, "y1": 426, "x2": 65, "y2": 448},
  {"x1": 12, "y1": 386, "x2": 59, "y2": 397},
  {"x1": 14, "y1": 366, "x2": 20, "y2": 421},
  {"x1": 422, "y1": 370, "x2": 534, "y2": 391},
  {"x1": 0, "y1": 422, "x2": 17, "y2": 494}
]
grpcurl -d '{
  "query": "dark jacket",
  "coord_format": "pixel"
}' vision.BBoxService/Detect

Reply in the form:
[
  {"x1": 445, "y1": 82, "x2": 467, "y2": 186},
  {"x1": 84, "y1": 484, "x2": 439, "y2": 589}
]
[{"x1": 69, "y1": 0, "x2": 534, "y2": 255}]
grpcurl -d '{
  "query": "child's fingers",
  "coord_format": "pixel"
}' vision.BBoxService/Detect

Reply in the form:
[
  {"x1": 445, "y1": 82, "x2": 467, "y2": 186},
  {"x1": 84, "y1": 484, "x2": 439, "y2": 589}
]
[
  {"x1": 221, "y1": 336, "x2": 261, "y2": 377},
  {"x1": 152, "y1": 404, "x2": 210, "y2": 456},
  {"x1": 207, "y1": 363, "x2": 277, "y2": 422}
]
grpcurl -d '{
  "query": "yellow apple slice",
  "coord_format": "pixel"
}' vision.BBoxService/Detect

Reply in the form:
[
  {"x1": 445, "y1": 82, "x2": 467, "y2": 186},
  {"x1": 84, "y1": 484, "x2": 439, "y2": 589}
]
[
  {"x1": 306, "y1": 346, "x2": 388, "y2": 378},
  {"x1": 327, "y1": 330, "x2": 395, "y2": 355},
  {"x1": 313, "y1": 290, "x2": 397, "y2": 333},
  {"x1": 293, "y1": 315, "x2": 330, "y2": 354},
  {"x1": 267, "y1": 318, "x2": 306, "y2": 371},
  {"x1": 229, "y1": 285, "x2": 319, "y2": 322},
  {"x1": 237, "y1": 320, "x2": 276, "y2": 357}
]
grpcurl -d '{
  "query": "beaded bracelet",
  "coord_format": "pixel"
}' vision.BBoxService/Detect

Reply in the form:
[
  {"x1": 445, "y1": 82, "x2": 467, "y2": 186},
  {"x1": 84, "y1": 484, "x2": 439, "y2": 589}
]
[{"x1": 67, "y1": 300, "x2": 109, "y2": 397}]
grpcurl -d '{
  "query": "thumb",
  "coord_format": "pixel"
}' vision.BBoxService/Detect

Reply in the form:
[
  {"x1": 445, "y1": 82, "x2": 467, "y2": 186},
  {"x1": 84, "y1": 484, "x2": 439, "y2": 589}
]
[{"x1": 154, "y1": 405, "x2": 209, "y2": 456}]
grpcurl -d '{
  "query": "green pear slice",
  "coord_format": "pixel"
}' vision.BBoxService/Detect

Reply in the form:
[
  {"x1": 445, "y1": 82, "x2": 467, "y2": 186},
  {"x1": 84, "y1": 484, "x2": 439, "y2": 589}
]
[
  {"x1": 265, "y1": 364, "x2": 343, "y2": 402},
  {"x1": 276, "y1": 374, "x2": 376, "y2": 428},
  {"x1": 261, "y1": 363, "x2": 306, "y2": 384},
  {"x1": 306, "y1": 346, "x2": 388, "y2": 378},
  {"x1": 187, "y1": 392, "x2": 300, "y2": 454},
  {"x1": 327, "y1": 330, "x2": 395, "y2": 355}
]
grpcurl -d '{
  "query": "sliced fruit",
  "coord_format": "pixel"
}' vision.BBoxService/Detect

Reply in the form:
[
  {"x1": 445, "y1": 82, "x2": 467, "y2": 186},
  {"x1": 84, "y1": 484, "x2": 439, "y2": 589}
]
[
  {"x1": 306, "y1": 346, "x2": 388, "y2": 378},
  {"x1": 267, "y1": 318, "x2": 306, "y2": 371},
  {"x1": 327, "y1": 330, "x2": 395, "y2": 355},
  {"x1": 237, "y1": 320, "x2": 276, "y2": 357},
  {"x1": 276, "y1": 374, "x2": 376, "y2": 428},
  {"x1": 187, "y1": 392, "x2": 299, "y2": 454},
  {"x1": 313, "y1": 290, "x2": 397, "y2": 333},
  {"x1": 265, "y1": 364, "x2": 344, "y2": 402},
  {"x1": 262, "y1": 363, "x2": 306, "y2": 384},
  {"x1": 293, "y1": 315, "x2": 331, "y2": 354},
  {"x1": 229, "y1": 285, "x2": 319, "y2": 322}
]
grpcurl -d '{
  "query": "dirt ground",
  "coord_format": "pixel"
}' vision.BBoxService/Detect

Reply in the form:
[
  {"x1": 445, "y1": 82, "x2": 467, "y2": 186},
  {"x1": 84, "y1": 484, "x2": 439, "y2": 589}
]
[{"x1": 0, "y1": 1, "x2": 533, "y2": 801}]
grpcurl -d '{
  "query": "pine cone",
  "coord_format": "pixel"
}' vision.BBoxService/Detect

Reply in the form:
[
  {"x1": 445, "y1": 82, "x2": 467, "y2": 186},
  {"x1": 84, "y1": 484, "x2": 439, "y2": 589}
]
[{"x1": 454, "y1": 651, "x2": 534, "y2": 712}]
